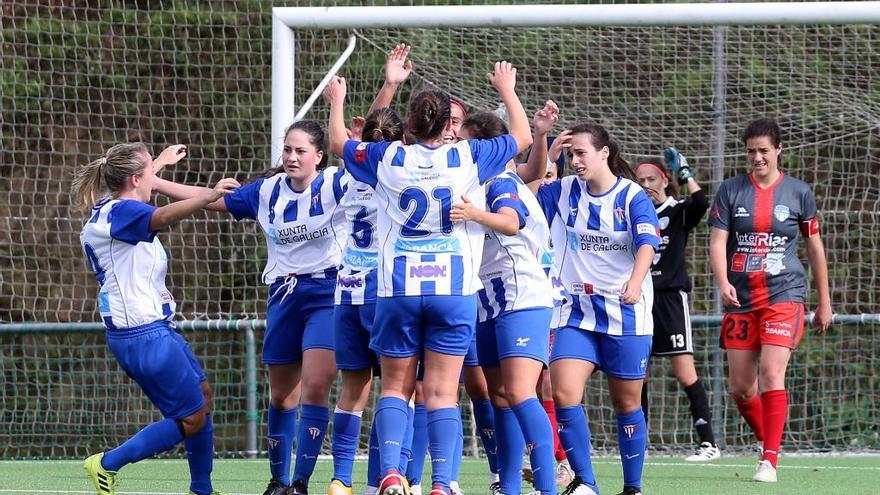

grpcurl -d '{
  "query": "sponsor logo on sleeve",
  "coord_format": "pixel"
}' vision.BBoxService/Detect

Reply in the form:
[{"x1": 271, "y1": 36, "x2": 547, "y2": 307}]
[
  {"x1": 636, "y1": 223, "x2": 658, "y2": 236},
  {"x1": 354, "y1": 142, "x2": 367, "y2": 162}
]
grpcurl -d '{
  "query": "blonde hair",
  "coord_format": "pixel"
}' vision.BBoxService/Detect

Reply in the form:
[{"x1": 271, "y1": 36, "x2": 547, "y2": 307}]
[{"x1": 71, "y1": 142, "x2": 149, "y2": 211}]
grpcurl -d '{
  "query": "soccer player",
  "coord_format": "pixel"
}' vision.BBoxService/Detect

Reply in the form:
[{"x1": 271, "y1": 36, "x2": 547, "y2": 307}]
[
  {"x1": 635, "y1": 151, "x2": 719, "y2": 462},
  {"x1": 153, "y1": 121, "x2": 347, "y2": 495},
  {"x1": 452, "y1": 106, "x2": 558, "y2": 495},
  {"x1": 525, "y1": 124, "x2": 661, "y2": 495},
  {"x1": 74, "y1": 142, "x2": 238, "y2": 495},
  {"x1": 325, "y1": 60, "x2": 532, "y2": 495},
  {"x1": 328, "y1": 108, "x2": 406, "y2": 495},
  {"x1": 709, "y1": 118, "x2": 832, "y2": 482}
]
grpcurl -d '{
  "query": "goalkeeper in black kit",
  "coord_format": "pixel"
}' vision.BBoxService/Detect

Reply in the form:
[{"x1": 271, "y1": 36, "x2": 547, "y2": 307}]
[{"x1": 634, "y1": 149, "x2": 720, "y2": 461}]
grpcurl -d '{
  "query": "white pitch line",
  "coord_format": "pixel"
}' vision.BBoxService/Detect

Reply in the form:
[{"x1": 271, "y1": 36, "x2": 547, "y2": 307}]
[{"x1": 592, "y1": 459, "x2": 880, "y2": 471}]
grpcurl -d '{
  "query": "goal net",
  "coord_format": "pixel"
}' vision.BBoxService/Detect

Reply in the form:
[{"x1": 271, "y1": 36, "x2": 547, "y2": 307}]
[{"x1": 1, "y1": 1, "x2": 878, "y2": 458}]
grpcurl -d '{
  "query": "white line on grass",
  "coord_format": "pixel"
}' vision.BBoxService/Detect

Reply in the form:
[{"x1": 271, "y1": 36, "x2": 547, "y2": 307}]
[{"x1": 592, "y1": 459, "x2": 880, "y2": 471}]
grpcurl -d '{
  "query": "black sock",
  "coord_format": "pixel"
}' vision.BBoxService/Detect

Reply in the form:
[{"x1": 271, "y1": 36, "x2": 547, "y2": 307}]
[{"x1": 684, "y1": 378, "x2": 714, "y2": 445}]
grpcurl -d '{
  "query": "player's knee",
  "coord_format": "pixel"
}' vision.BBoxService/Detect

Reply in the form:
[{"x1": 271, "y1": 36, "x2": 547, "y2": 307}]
[
  {"x1": 180, "y1": 410, "x2": 207, "y2": 437},
  {"x1": 610, "y1": 394, "x2": 641, "y2": 414}
]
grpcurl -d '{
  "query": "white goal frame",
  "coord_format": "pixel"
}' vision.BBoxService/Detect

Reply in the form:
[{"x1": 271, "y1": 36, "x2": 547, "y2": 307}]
[{"x1": 271, "y1": 1, "x2": 880, "y2": 167}]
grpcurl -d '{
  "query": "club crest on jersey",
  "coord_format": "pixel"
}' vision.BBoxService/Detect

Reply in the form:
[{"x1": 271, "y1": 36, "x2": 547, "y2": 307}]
[
  {"x1": 774, "y1": 204, "x2": 790, "y2": 222},
  {"x1": 614, "y1": 206, "x2": 626, "y2": 224},
  {"x1": 658, "y1": 216, "x2": 670, "y2": 230},
  {"x1": 354, "y1": 142, "x2": 367, "y2": 162}
]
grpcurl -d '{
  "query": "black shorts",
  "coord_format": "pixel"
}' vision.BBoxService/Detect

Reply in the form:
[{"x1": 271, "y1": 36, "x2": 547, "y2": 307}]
[{"x1": 651, "y1": 290, "x2": 693, "y2": 356}]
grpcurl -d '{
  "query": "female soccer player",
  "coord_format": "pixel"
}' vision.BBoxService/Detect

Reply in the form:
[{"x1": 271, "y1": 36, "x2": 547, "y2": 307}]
[
  {"x1": 75, "y1": 143, "x2": 237, "y2": 495},
  {"x1": 635, "y1": 151, "x2": 719, "y2": 462},
  {"x1": 709, "y1": 118, "x2": 831, "y2": 482},
  {"x1": 153, "y1": 121, "x2": 347, "y2": 495},
  {"x1": 451, "y1": 106, "x2": 558, "y2": 495},
  {"x1": 325, "y1": 60, "x2": 532, "y2": 495},
  {"x1": 524, "y1": 123, "x2": 661, "y2": 495},
  {"x1": 328, "y1": 108, "x2": 406, "y2": 495}
]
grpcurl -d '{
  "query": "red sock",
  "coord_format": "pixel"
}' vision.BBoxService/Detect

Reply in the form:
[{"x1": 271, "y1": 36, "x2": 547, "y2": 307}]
[
  {"x1": 543, "y1": 400, "x2": 566, "y2": 461},
  {"x1": 735, "y1": 394, "x2": 765, "y2": 442},
  {"x1": 761, "y1": 389, "x2": 788, "y2": 468}
]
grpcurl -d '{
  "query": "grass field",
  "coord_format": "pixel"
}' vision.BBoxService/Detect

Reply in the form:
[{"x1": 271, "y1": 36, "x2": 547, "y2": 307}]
[{"x1": 1, "y1": 456, "x2": 878, "y2": 495}]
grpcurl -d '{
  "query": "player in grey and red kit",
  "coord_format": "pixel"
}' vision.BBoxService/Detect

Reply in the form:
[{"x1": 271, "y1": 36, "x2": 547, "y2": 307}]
[{"x1": 708, "y1": 118, "x2": 832, "y2": 483}]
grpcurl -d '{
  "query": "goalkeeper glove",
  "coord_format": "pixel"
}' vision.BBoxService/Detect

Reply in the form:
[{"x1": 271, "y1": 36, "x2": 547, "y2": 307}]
[{"x1": 663, "y1": 147, "x2": 693, "y2": 185}]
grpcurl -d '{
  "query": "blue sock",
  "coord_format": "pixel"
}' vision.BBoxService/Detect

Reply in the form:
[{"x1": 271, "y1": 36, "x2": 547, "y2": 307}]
[
  {"x1": 267, "y1": 406, "x2": 297, "y2": 485},
  {"x1": 427, "y1": 407, "x2": 460, "y2": 491},
  {"x1": 617, "y1": 408, "x2": 647, "y2": 490},
  {"x1": 331, "y1": 408, "x2": 362, "y2": 486},
  {"x1": 367, "y1": 421, "x2": 381, "y2": 487},
  {"x1": 293, "y1": 404, "x2": 329, "y2": 485},
  {"x1": 556, "y1": 405, "x2": 597, "y2": 489},
  {"x1": 406, "y1": 403, "x2": 428, "y2": 485},
  {"x1": 513, "y1": 399, "x2": 556, "y2": 495},
  {"x1": 494, "y1": 406, "x2": 524, "y2": 495},
  {"x1": 102, "y1": 418, "x2": 184, "y2": 471},
  {"x1": 451, "y1": 406, "x2": 464, "y2": 482},
  {"x1": 184, "y1": 413, "x2": 214, "y2": 495},
  {"x1": 472, "y1": 399, "x2": 498, "y2": 475},
  {"x1": 399, "y1": 403, "x2": 415, "y2": 473},
  {"x1": 376, "y1": 397, "x2": 409, "y2": 475}
]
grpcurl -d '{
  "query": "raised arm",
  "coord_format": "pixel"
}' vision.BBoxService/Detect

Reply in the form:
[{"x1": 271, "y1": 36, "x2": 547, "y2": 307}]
[
  {"x1": 368, "y1": 44, "x2": 413, "y2": 114},
  {"x1": 149, "y1": 178, "x2": 239, "y2": 230},
  {"x1": 324, "y1": 75, "x2": 349, "y2": 157},
  {"x1": 487, "y1": 61, "x2": 532, "y2": 154},
  {"x1": 518, "y1": 100, "x2": 559, "y2": 185},
  {"x1": 153, "y1": 177, "x2": 230, "y2": 211}
]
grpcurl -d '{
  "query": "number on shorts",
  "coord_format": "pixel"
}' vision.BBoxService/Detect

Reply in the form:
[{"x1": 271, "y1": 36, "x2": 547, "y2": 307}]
[
  {"x1": 669, "y1": 333, "x2": 685, "y2": 348},
  {"x1": 724, "y1": 318, "x2": 749, "y2": 341}
]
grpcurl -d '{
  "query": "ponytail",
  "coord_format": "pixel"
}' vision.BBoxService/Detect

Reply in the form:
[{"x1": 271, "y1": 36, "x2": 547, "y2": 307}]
[{"x1": 71, "y1": 143, "x2": 149, "y2": 211}]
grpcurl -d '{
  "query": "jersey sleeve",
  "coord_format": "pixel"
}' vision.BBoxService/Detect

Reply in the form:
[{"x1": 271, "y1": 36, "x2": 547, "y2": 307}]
[
  {"x1": 469, "y1": 135, "x2": 519, "y2": 183},
  {"x1": 331, "y1": 166, "x2": 350, "y2": 203},
  {"x1": 536, "y1": 181, "x2": 562, "y2": 228},
  {"x1": 487, "y1": 178, "x2": 528, "y2": 229},
  {"x1": 799, "y1": 184, "x2": 820, "y2": 237},
  {"x1": 109, "y1": 200, "x2": 159, "y2": 244},
  {"x1": 629, "y1": 189, "x2": 661, "y2": 251},
  {"x1": 707, "y1": 180, "x2": 731, "y2": 231},
  {"x1": 343, "y1": 140, "x2": 392, "y2": 188},
  {"x1": 683, "y1": 189, "x2": 709, "y2": 232},
  {"x1": 224, "y1": 177, "x2": 264, "y2": 221}
]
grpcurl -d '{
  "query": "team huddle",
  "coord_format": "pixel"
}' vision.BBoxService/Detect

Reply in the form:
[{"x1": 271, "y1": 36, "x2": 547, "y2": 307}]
[{"x1": 73, "y1": 45, "x2": 832, "y2": 495}]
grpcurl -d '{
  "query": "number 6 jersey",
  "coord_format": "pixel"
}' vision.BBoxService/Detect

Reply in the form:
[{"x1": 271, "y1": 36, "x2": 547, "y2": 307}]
[{"x1": 342, "y1": 136, "x2": 519, "y2": 297}]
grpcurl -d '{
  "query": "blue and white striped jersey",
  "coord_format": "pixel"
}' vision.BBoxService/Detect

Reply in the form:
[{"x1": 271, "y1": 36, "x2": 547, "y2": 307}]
[
  {"x1": 476, "y1": 170, "x2": 553, "y2": 323},
  {"x1": 343, "y1": 136, "x2": 518, "y2": 297},
  {"x1": 225, "y1": 167, "x2": 348, "y2": 284},
  {"x1": 538, "y1": 176, "x2": 661, "y2": 336},
  {"x1": 335, "y1": 174, "x2": 379, "y2": 305},
  {"x1": 80, "y1": 199, "x2": 175, "y2": 330}
]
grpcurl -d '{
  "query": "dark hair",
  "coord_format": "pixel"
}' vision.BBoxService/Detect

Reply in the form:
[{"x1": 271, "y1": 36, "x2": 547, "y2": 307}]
[
  {"x1": 408, "y1": 89, "x2": 451, "y2": 141},
  {"x1": 637, "y1": 157, "x2": 679, "y2": 199},
  {"x1": 568, "y1": 123, "x2": 636, "y2": 182},
  {"x1": 461, "y1": 111, "x2": 508, "y2": 140},
  {"x1": 742, "y1": 118, "x2": 782, "y2": 148},
  {"x1": 261, "y1": 119, "x2": 328, "y2": 178},
  {"x1": 363, "y1": 108, "x2": 405, "y2": 143}
]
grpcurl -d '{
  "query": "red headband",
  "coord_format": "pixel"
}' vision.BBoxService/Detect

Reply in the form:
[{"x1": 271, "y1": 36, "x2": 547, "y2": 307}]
[
  {"x1": 450, "y1": 98, "x2": 468, "y2": 117},
  {"x1": 637, "y1": 162, "x2": 667, "y2": 179}
]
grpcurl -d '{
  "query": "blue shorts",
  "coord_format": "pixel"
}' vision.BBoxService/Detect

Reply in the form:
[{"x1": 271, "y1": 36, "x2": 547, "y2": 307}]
[
  {"x1": 477, "y1": 307, "x2": 553, "y2": 368},
  {"x1": 550, "y1": 326, "x2": 652, "y2": 380},
  {"x1": 334, "y1": 303, "x2": 380, "y2": 371},
  {"x1": 107, "y1": 321, "x2": 206, "y2": 420},
  {"x1": 464, "y1": 334, "x2": 480, "y2": 367},
  {"x1": 371, "y1": 295, "x2": 477, "y2": 358},
  {"x1": 264, "y1": 275, "x2": 336, "y2": 365}
]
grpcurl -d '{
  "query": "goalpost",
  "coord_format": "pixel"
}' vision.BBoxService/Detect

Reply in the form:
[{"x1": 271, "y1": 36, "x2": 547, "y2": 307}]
[{"x1": 270, "y1": 2, "x2": 880, "y2": 455}]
